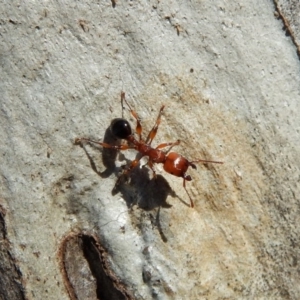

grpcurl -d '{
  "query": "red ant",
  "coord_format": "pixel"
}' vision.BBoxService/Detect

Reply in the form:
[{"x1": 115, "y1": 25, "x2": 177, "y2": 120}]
[{"x1": 75, "y1": 92, "x2": 223, "y2": 208}]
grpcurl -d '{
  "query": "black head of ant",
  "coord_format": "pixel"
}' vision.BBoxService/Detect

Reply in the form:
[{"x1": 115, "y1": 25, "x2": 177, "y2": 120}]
[{"x1": 110, "y1": 118, "x2": 132, "y2": 140}]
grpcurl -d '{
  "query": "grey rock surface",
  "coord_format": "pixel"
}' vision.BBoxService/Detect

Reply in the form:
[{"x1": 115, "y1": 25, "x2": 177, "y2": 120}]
[{"x1": 1, "y1": 1, "x2": 300, "y2": 299}]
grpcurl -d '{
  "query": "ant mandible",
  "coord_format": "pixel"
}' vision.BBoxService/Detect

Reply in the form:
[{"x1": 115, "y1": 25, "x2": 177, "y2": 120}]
[{"x1": 75, "y1": 92, "x2": 223, "y2": 208}]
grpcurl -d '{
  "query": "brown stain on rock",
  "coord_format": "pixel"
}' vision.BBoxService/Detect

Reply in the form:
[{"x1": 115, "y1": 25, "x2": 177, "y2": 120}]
[{"x1": 125, "y1": 74, "x2": 273, "y2": 298}]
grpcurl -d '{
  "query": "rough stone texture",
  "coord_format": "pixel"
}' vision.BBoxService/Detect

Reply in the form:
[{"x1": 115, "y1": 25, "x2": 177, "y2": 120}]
[{"x1": 1, "y1": 0, "x2": 300, "y2": 299}]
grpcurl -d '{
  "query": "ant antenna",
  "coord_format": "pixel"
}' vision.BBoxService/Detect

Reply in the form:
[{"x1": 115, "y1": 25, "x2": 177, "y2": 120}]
[
  {"x1": 120, "y1": 92, "x2": 143, "y2": 141},
  {"x1": 121, "y1": 91, "x2": 126, "y2": 118},
  {"x1": 121, "y1": 91, "x2": 131, "y2": 109}
]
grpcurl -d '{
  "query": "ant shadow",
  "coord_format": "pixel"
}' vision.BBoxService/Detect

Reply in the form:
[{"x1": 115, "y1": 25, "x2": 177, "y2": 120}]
[
  {"x1": 77, "y1": 124, "x2": 179, "y2": 243},
  {"x1": 78, "y1": 122, "x2": 122, "y2": 178},
  {"x1": 114, "y1": 168, "x2": 175, "y2": 243},
  {"x1": 113, "y1": 168, "x2": 175, "y2": 210}
]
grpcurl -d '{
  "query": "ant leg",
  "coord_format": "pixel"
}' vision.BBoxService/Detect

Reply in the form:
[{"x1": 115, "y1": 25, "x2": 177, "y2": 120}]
[
  {"x1": 145, "y1": 105, "x2": 165, "y2": 145},
  {"x1": 183, "y1": 177, "x2": 194, "y2": 208},
  {"x1": 121, "y1": 92, "x2": 143, "y2": 141},
  {"x1": 75, "y1": 137, "x2": 134, "y2": 151},
  {"x1": 156, "y1": 140, "x2": 180, "y2": 153},
  {"x1": 115, "y1": 156, "x2": 144, "y2": 185}
]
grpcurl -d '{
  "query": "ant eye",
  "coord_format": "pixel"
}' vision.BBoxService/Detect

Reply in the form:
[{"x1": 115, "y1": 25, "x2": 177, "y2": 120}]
[{"x1": 110, "y1": 118, "x2": 132, "y2": 139}]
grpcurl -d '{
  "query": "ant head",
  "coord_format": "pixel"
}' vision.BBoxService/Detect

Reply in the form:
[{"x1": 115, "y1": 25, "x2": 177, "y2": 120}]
[{"x1": 110, "y1": 118, "x2": 132, "y2": 139}]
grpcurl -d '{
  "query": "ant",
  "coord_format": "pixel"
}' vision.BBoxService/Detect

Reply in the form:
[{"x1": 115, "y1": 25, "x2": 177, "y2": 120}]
[{"x1": 75, "y1": 92, "x2": 223, "y2": 208}]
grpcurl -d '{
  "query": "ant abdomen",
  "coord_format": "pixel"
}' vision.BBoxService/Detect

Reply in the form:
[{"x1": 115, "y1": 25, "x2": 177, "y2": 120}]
[
  {"x1": 163, "y1": 152, "x2": 189, "y2": 178},
  {"x1": 110, "y1": 118, "x2": 132, "y2": 139}
]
